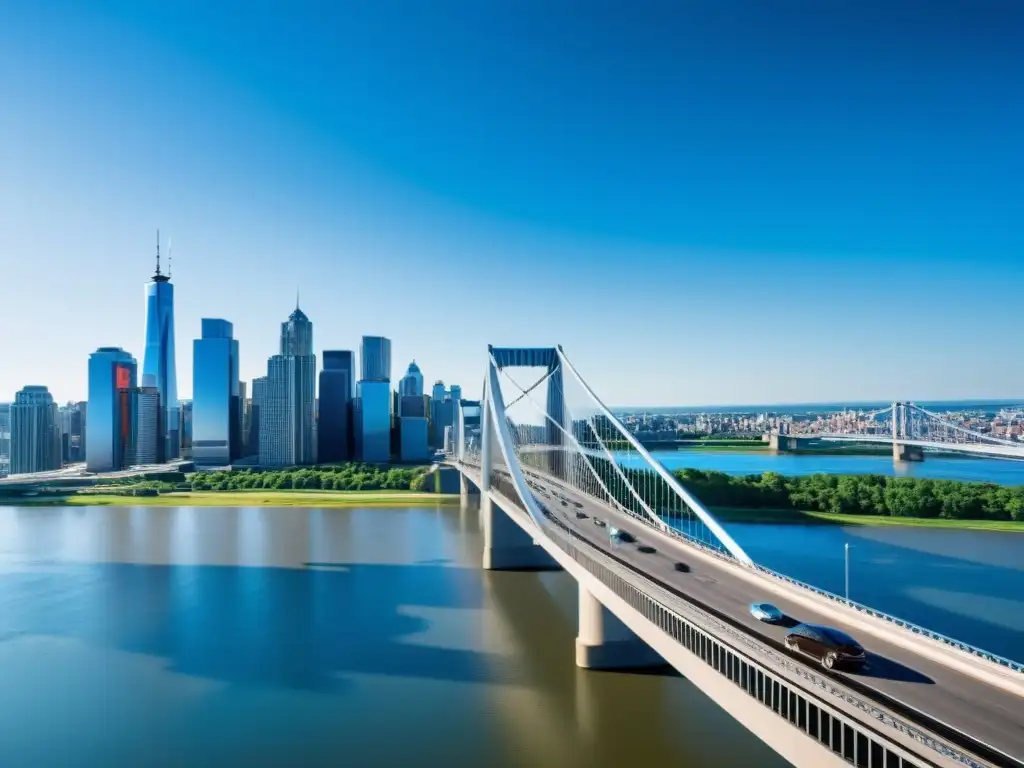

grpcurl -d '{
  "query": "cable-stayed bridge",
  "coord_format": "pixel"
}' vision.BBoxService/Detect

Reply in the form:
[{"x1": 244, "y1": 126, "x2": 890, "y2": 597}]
[
  {"x1": 770, "y1": 402, "x2": 1024, "y2": 461},
  {"x1": 445, "y1": 346, "x2": 1024, "y2": 768}
]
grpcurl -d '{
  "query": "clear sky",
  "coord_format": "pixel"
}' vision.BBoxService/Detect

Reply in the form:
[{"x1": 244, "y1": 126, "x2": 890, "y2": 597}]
[{"x1": 1, "y1": 1, "x2": 1021, "y2": 407}]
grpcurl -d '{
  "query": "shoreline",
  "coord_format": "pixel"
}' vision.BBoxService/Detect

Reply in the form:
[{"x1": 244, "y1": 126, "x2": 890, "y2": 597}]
[
  {"x1": 6, "y1": 490, "x2": 461, "y2": 508},
  {"x1": 712, "y1": 506, "x2": 1024, "y2": 532}
]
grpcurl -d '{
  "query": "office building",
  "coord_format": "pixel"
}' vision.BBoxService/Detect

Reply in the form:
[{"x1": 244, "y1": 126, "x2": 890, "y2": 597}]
[
  {"x1": 250, "y1": 376, "x2": 267, "y2": 457},
  {"x1": 399, "y1": 361, "x2": 424, "y2": 397},
  {"x1": 58, "y1": 401, "x2": 87, "y2": 463},
  {"x1": 142, "y1": 232, "x2": 180, "y2": 461},
  {"x1": 399, "y1": 416, "x2": 429, "y2": 463},
  {"x1": 180, "y1": 400, "x2": 193, "y2": 459},
  {"x1": 259, "y1": 306, "x2": 316, "y2": 466},
  {"x1": 319, "y1": 350, "x2": 355, "y2": 462},
  {"x1": 0, "y1": 403, "x2": 10, "y2": 476},
  {"x1": 355, "y1": 380, "x2": 391, "y2": 462},
  {"x1": 192, "y1": 319, "x2": 240, "y2": 466},
  {"x1": 360, "y1": 336, "x2": 391, "y2": 382},
  {"x1": 429, "y1": 381, "x2": 462, "y2": 447},
  {"x1": 400, "y1": 395, "x2": 425, "y2": 418},
  {"x1": 87, "y1": 347, "x2": 138, "y2": 472},
  {"x1": 128, "y1": 387, "x2": 161, "y2": 465},
  {"x1": 238, "y1": 380, "x2": 248, "y2": 458},
  {"x1": 10, "y1": 386, "x2": 61, "y2": 474}
]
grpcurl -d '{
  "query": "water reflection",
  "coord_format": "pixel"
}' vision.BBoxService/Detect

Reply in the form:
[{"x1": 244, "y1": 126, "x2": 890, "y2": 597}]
[{"x1": 0, "y1": 503, "x2": 787, "y2": 767}]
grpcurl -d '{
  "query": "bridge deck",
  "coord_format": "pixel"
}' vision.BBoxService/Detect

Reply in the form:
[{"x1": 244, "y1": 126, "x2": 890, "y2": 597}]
[{"x1": 465, "y1": 464, "x2": 1024, "y2": 767}]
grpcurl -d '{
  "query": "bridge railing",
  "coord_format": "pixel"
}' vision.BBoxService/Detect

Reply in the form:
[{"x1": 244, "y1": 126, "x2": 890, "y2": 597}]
[
  {"x1": 473, "y1": 462, "x2": 996, "y2": 768},
  {"x1": 449, "y1": 455, "x2": 1024, "y2": 677}
]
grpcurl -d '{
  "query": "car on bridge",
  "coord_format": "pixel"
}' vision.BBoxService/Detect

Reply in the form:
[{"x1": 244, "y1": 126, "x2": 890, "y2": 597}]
[
  {"x1": 748, "y1": 602, "x2": 784, "y2": 624},
  {"x1": 608, "y1": 527, "x2": 636, "y2": 544},
  {"x1": 784, "y1": 623, "x2": 866, "y2": 670}
]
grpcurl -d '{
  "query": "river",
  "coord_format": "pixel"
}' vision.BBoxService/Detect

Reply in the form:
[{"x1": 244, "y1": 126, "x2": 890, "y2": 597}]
[
  {"x1": 0, "y1": 502, "x2": 787, "y2": 768},
  {"x1": 643, "y1": 448, "x2": 1024, "y2": 484}
]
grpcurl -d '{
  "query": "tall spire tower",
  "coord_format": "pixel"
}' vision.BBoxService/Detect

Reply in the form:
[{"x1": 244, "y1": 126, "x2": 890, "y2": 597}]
[{"x1": 142, "y1": 230, "x2": 179, "y2": 460}]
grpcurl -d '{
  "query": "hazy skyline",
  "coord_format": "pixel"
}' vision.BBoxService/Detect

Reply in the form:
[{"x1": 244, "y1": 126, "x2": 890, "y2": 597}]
[{"x1": 2, "y1": 2, "x2": 1022, "y2": 406}]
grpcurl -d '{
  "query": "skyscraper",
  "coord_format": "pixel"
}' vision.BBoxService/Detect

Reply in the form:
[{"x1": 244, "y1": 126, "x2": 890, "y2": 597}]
[
  {"x1": 429, "y1": 381, "x2": 461, "y2": 447},
  {"x1": 399, "y1": 361, "x2": 424, "y2": 397},
  {"x1": 10, "y1": 386, "x2": 61, "y2": 474},
  {"x1": 128, "y1": 387, "x2": 161, "y2": 465},
  {"x1": 142, "y1": 232, "x2": 179, "y2": 461},
  {"x1": 87, "y1": 347, "x2": 138, "y2": 472},
  {"x1": 250, "y1": 376, "x2": 267, "y2": 457},
  {"x1": 0, "y1": 403, "x2": 11, "y2": 476},
  {"x1": 259, "y1": 305, "x2": 316, "y2": 466},
  {"x1": 319, "y1": 350, "x2": 355, "y2": 463},
  {"x1": 192, "y1": 319, "x2": 240, "y2": 466},
  {"x1": 58, "y1": 401, "x2": 87, "y2": 463},
  {"x1": 360, "y1": 336, "x2": 391, "y2": 382}
]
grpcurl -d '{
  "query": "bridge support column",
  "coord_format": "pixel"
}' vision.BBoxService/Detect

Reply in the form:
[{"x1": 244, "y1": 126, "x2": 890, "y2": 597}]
[
  {"x1": 893, "y1": 443, "x2": 924, "y2": 462},
  {"x1": 459, "y1": 474, "x2": 479, "y2": 502},
  {"x1": 575, "y1": 584, "x2": 665, "y2": 670},
  {"x1": 769, "y1": 434, "x2": 807, "y2": 453},
  {"x1": 482, "y1": 496, "x2": 559, "y2": 570}
]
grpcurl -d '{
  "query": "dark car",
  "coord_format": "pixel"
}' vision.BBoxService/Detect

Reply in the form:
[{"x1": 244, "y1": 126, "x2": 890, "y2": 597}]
[{"x1": 784, "y1": 624, "x2": 866, "y2": 670}]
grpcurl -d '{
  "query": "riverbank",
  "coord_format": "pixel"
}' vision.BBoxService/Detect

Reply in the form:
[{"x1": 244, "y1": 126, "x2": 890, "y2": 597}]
[
  {"x1": 9, "y1": 490, "x2": 460, "y2": 507},
  {"x1": 712, "y1": 506, "x2": 1024, "y2": 532}
]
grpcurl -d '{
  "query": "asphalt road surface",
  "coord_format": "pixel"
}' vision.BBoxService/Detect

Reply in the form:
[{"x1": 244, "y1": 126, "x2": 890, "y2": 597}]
[{"x1": 488, "y1": 466, "x2": 1024, "y2": 767}]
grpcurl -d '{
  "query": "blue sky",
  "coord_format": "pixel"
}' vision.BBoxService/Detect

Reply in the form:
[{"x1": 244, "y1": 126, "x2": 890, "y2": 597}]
[{"x1": 1, "y1": 1, "x2": 1021, "y2": 406}]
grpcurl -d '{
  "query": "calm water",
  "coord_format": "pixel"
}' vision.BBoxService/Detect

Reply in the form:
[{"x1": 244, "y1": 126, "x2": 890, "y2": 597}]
[
  {"x1": 0, "y1": 503, "x2": 786, "y2": 768},
  {"x1": 727, "y1": 522, "x2": 1024, "y2": 663},
  {"x1": 645, "y1": 449, "x2": 1024, "y2": 485}
]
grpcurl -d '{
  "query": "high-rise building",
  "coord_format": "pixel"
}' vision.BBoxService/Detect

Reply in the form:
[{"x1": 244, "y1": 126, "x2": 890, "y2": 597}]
[
  {"x1": 10, "y1": 386, "x2": 61, "y2": 474},
  {"x1": 250, "y1": 376, "x2": 267, "y2": 457},
  {"x1": 399, "y1": 416, "x2": 429, "y2": 463},
  {"x1": 399, "y1": 361, "x2": 424, "y2": 398},
  {"x1": 360, "y1": 336, "x2": 391, "y2": 382},
  {"x1": 87, "y1": 347, "x2": 138, "y2": 472},
  {"x1": 238, "y1": 380, "x2": 248, "y2": 459},
  {"x1": 180, "y1": 400, "x2": 193, "y2": 459},
  {"x1": 192, "y1": 319, "x2": 240, "y2": 466},
  {"x1": 259, "y1": 306, "x2": 316, "y2": 466},
  {"x1": 142, "y1": 232, "x2": 180, "y2": 461},
  {"x1": 355, "y1": 380, "x2": 391, "y2": 462},
  {"x1": 128, "y1": 387, "x2": 161, "y2": 465},
  {"x1": 58, "y1": 401, "x2": 87, "y2": 463},
  {"x1": 319, "y1": 350, "x2": 355, "y2": 463},
  {"x1": 429, "y1": 381, "x2": 461, "y2": 447},
  {"x1": 0, "y1": 402, "x2": 11, "y2": 476}
]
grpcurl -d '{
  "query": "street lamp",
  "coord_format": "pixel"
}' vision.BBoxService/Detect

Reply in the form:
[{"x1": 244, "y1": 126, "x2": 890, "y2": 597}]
[{"x1": 844, "y1": 542, "x2": 851, "y2": 603}]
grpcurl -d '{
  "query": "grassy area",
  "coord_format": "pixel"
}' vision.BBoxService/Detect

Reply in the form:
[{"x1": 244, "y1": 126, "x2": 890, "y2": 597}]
[
  {"x1": 712, "y1": 505, "x2": 1024, "y2": 532},
  {"x1": 13, "y1": 490, "x2": 459, "y2": 508}
]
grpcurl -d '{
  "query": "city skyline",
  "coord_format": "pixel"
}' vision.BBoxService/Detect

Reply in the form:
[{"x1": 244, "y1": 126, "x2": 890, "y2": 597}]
[{"x1": 2, "y1": 4, "x2": 1022, "y2": 406}]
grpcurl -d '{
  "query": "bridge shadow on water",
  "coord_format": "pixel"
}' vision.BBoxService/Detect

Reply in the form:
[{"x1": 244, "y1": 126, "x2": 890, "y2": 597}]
[{"x1": 0, "y1": 560, "x2": 530, "y2": 693}]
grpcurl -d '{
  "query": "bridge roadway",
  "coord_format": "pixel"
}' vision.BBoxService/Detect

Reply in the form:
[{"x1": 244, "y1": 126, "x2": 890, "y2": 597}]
[{"x1": 479, "y1": 464, "x2": 1024, "y2": 767}]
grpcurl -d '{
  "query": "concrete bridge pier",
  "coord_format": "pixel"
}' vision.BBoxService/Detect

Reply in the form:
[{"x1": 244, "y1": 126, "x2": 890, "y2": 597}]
[
  {"x1": 459, "y1": 473, "x2": 479, "y2": 502},
  {"x1": 769, "y1": 434, "x2": 811, "y2": 453},
  {"x1": 893, "y1": 443, "x2": 925, "y2": 462},
  {"x1": 482, "y1": 496, "x2": 559, "y2": 570},
  {"x1": 575, "y1": 585, "x2": 665, "y2": 670}
]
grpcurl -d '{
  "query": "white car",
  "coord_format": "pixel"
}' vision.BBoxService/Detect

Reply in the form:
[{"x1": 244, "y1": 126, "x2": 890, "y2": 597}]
[{"x1": 748, "y1": 602, "x2": 784, "y2": 624}]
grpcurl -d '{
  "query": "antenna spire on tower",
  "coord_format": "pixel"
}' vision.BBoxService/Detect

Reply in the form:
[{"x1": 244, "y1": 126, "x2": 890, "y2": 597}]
[
  {"x1": 296, "y1": 286, "x2": 300, "y2": 310},
  {"x1": 155, "y1": 229, "x2": 161, "y2": 276}
]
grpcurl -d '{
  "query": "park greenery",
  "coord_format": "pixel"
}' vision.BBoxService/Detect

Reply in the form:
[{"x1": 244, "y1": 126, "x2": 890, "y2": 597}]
[
  {"x1": 189, "y1": 464, "x2": 432, "y2": 492},
  {"x1": 671, "y1": 468, "x2": 1024, "y2": 522}
]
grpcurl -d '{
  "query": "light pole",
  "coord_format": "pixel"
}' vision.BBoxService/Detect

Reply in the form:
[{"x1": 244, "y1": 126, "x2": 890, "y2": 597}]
[{"x1": 844, "y1": 542, "x2": 851, "y2": 602}]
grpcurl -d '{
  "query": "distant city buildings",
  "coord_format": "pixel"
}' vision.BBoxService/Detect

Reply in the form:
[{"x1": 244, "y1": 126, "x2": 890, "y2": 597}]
[
  {"x1": 318, "y1": 350, "x2": 355, "y2": 463},
  {"x1": 192, "y1": 319, "x2": 240, "y2": 466},
  {"x1": 259, "y1": 305, "x2": 316, "y2": 466},
  {"x1": 0, "y1": 403, "x2": 10, "y2": 476},
  {"x1": 142, "y1": 233, "x2": 180, "y2": 461},
  {"x1": 429, "y1": 380, "x2": 462, "y2": 448},
  {"x1": 9, "y1": 386, "x2": 61, "y2": 474},
  {"x1": 86, "y1": 347, "x2": 138, "y2": 472},
  {"x1": 58, "y1": 401, "x2": 87, "y2": 463}
]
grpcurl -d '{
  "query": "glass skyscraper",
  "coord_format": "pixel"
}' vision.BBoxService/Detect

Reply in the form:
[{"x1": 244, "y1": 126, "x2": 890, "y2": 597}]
[
  {"x1": 318, "y1": 350, "x2": 354, "y2": 463},
  {"x1": 86, "y1": 347, "x2": 138, "y2": 472},
  {"x1": 0, "y1": 403, "x2": 11, "y2": 476},
  {"x1": 360, "y1": 336, "x2": 391, "y2": 382},
  {"x1": 142, "y1": 235, "x2": 179, "y2": 461},
  {"x1": 258, "y1": 307, "x2": 316, "y2": 466},
  {"x1": 355, "y1": 380, "x2": 391, "y2": 462},
  {"x1": 192, "y1": 319, "x2": 239, "y2": 466},
  {"x1": 10, "y1": 386, "x2": 61, "y2": 474}
]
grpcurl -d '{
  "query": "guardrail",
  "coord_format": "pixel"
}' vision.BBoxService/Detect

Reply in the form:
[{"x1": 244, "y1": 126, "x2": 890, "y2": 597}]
[{"x1": 447, "y1": 457, "x2": 1024, "y2": 677}]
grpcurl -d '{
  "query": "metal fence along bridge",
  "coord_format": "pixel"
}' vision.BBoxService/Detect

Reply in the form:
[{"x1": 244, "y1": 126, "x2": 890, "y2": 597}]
[{"x1": 444, "y1": 346, "x2": 1024, "y2": 768}]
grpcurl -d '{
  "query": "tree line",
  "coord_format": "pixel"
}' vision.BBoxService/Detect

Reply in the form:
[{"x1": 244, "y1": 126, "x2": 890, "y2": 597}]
[
  {"x1": 188, "y1": 464, "x2": 432, "y2": 492},
  {"x1": 672, "y1": 468, "x2": 1024, "y2": 522}
]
